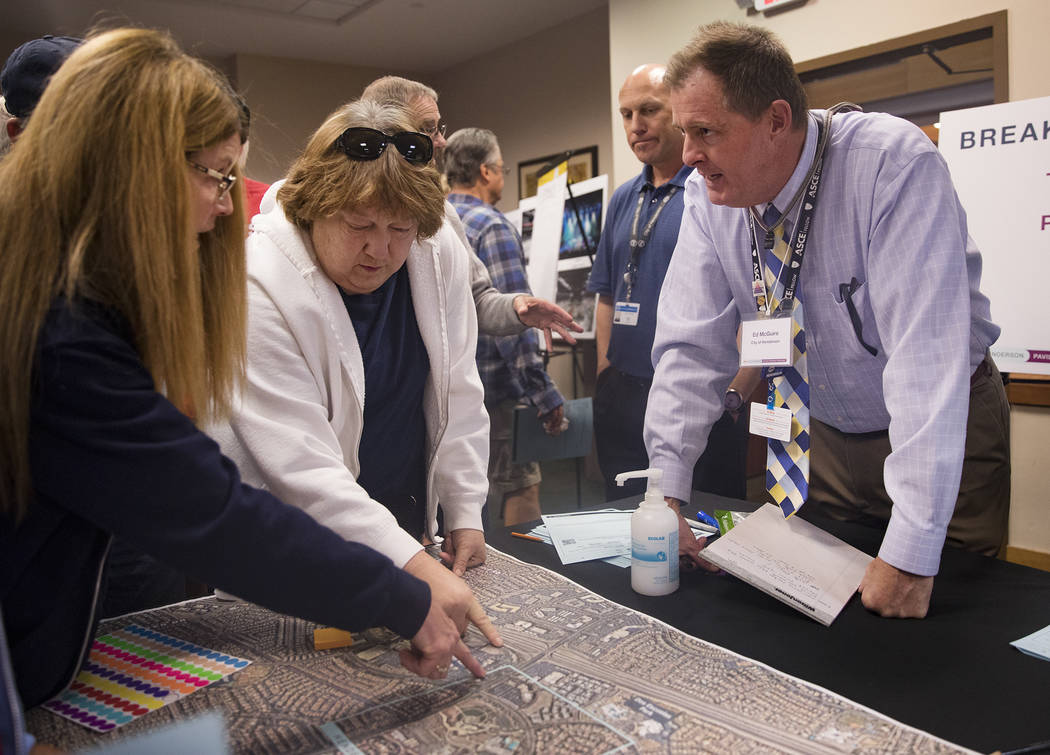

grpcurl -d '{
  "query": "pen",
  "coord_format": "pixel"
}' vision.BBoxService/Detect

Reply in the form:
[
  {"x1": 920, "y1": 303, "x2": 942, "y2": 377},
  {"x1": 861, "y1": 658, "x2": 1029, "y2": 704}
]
[
  {"x1": 687, "y1": 520, "x2": 718, "y2": 534},
  {"x1": 696, "y1": 510, "x2": 719, "y2": 530},
  {"x1": 511, "y1": 532, "x2": 545, "y2": 542}
]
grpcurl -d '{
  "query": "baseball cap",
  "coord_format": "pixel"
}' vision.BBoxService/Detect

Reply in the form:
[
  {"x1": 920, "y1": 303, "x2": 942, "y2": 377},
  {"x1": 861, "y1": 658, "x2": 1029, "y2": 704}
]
[{"x1": 1, "y1": 35, "x2": 82, "y2": 119}]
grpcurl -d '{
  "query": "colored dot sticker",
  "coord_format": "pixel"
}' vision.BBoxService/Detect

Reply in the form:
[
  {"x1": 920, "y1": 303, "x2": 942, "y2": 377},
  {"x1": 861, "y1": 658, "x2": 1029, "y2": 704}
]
[{"x1": 46, "y1": 624, "x2": 252, "y2": 734}]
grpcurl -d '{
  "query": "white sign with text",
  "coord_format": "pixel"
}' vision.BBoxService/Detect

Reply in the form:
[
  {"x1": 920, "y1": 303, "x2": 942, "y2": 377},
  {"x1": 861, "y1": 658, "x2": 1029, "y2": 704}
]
[{"x1": 939, "y1": 96, "x2": 1050, "y2": 375}]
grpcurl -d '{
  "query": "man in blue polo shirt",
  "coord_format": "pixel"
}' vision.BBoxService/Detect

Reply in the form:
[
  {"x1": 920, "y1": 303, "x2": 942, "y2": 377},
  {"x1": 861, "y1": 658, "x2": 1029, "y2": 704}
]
[{"x1": 587, "y1": 64, "x2": 749, "y2": 502}]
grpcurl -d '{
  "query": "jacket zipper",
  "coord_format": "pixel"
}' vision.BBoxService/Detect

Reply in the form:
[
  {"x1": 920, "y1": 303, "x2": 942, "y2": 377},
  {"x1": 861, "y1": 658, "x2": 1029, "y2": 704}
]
[{"x1": 57, "y1": 536, "x2": 113, "y2": 699}]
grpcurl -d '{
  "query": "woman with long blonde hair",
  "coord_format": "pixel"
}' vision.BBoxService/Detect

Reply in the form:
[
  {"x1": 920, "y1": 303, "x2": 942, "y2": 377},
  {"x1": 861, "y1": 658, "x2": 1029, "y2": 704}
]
[{"x1": 0, "y1": 27, "x2": 482, "y2": 715}]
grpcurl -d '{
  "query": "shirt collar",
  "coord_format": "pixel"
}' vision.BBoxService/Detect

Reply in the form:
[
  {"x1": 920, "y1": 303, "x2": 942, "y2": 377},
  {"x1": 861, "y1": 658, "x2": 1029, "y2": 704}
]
[
  {"x1": 448, "y1": 191, "x2": 485, "y2": 207},
  {"x1": 767, "y1": 110, "x2": 819, "y2": 219},
  {"x1": 639, "y1": 162, "x2": 691, "y2": 192}
]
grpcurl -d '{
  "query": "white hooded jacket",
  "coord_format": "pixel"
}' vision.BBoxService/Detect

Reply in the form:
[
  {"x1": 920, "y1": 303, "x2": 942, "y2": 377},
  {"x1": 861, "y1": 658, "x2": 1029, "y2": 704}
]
[{"x1": 210, "y1": 184, "x2": 489, "y2": 567}]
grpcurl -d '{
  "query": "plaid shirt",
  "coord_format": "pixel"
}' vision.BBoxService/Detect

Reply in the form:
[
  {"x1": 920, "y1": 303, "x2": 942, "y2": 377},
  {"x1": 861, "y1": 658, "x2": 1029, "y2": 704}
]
[{"x1": 449, "y1": 193, "x2": 562, "y2": 415}]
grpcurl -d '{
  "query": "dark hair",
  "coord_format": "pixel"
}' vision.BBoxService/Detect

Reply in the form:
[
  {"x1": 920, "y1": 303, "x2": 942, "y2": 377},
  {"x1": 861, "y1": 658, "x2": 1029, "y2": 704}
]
[
  {"x1": 443, "y1": 128, "x2": 498, "y2": 188},
  {"x1": 235, "y1": 92, "x2": 251, "y2": 143},
  {"x1": 665, "y1": 21, "x2": 808, "y2": 130}
]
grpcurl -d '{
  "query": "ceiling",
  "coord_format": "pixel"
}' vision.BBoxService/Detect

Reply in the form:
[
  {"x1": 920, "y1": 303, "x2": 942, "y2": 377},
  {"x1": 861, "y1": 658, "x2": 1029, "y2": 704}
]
[{"x1": 4, "y1": 0, "x2": 609, "y2": 73}]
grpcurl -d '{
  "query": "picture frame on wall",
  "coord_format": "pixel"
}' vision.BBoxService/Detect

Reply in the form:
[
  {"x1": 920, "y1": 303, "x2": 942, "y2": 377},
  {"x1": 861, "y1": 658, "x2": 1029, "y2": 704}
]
[{"x1": 517, "y1": 146, "x2": 598, "y2": 201}]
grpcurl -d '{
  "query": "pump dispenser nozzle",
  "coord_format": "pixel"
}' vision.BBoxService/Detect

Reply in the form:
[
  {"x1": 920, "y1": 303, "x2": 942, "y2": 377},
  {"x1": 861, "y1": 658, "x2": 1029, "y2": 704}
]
[{"x1": 615, "y1": 468, "x2": 664, "y2": 506}]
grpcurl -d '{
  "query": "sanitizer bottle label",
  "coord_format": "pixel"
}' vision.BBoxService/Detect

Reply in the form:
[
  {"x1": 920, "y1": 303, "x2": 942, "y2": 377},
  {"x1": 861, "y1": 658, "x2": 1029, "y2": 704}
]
[{"x1": 631, "y1": 533, "x2": 679, "y2": 584}]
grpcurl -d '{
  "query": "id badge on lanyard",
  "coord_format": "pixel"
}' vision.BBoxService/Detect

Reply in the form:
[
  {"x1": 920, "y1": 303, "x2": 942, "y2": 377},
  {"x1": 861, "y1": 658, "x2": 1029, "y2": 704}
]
[
  {"x1": 613, "y1": 301, "x2": 640, "y2": 325},
  {"x1": 743, "y1": 113, "x2": 830, "y2": 441},
  {"x1": 617, "y1": 185, "x2": 679, "y2": 327},
  {"x1": 739, "y1": 313, "x2": 794, "y2": 369}
]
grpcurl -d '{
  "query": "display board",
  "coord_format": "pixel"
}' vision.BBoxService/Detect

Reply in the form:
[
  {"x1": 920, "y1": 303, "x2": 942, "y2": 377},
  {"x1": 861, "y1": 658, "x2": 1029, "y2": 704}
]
[
  {"x1": 938, "y1": 96, "x2": 1050, "y2": 375},
  {"x1": 518, "y1": 174, "x2": 608, "y2": 339}
]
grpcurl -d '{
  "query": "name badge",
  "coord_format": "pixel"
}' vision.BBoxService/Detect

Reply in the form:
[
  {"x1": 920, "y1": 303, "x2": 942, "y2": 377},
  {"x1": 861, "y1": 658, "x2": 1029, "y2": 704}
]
[
  {"x1": 613, "y1": 301, "x2": 640, "y2": 326},
  {"x1": 739, "y1": 316, "x2": 793, "y2": 368},
  {"x1": 749, "y1": 403, "x2": 792, "y2": 442}
]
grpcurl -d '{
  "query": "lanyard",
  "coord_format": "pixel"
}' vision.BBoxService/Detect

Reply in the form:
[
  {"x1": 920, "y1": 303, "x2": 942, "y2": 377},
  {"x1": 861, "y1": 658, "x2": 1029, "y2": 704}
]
[
  {"x1": 622, "y1": 184, "x2": 679, "y2": 302},
  {"x1": 749, "y1": 114, "x2": 829, "y2": 317}
]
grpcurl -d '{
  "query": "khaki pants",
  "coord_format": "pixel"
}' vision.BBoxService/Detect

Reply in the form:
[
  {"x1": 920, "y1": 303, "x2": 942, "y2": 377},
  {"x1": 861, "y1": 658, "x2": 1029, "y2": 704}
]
[
  {"x1": 487, "y1": 399, "x2": 542, "y2": 498},
  {"x1": 807, "y1": 355, "x2": 1010, "y2": 557}
]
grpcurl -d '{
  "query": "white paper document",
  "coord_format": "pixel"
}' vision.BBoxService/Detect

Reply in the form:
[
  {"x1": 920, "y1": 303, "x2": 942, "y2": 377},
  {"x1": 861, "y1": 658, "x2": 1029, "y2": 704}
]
[
  {"x1": 701, "y1": 504, "x2": 873, "y2": 626},
  {"x1": 528, "y1": 523, "x2": 632, "y2": 568},
  {"x1": 1010, "y1": 624, "x2": 1050, "y2": 662},
  {"x1": 541, "y1": 510, "x2": 632, "y2": 565}
]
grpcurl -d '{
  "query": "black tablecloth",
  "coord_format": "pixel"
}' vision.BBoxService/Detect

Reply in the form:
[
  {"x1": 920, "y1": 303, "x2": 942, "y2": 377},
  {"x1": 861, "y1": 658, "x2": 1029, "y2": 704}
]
[{"x1": 487, "y1": 492, "x2": 1050, "y2": 754}]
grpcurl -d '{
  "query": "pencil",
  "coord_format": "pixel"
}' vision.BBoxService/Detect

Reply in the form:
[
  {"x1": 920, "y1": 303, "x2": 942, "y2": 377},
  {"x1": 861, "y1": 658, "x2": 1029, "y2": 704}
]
[{"x1": 511, "y1": 532, "x2": 544, "y2": 542}]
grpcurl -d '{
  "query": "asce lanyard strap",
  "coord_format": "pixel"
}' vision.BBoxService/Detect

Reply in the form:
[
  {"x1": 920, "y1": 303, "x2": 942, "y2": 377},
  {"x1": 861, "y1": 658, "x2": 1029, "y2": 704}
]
[
  {"x1": 749, "y1": 116, "x2": 828, "y2": 317},
  {"x1": 623, "y1": 185, "x2": 679, "y2": 301}
]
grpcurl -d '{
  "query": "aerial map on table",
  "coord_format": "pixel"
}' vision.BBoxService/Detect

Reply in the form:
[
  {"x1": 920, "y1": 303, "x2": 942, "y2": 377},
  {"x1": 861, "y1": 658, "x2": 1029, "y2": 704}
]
[{"x1": 26, "y1": 548, "x2": 971, "y2": 754}]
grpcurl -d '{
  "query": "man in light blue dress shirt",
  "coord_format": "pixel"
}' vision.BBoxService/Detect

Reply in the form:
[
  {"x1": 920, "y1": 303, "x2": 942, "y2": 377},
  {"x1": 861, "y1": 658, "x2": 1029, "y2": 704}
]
[{"x1": 644, "y1": 22, "x2": 1009, "y2": 619}]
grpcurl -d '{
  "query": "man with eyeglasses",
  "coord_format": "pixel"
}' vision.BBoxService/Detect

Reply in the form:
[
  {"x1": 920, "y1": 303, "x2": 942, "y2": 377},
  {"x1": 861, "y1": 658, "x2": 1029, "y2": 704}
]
[
  {"x1": 361, "y1": 76, "x2": 582, "y2": 352},
  {"x1": 644, "y1": 23, "x2": 1008, "y2": 618},
  {"x1": 445, "y1": 128, "x2": 566, "y2": 527}
]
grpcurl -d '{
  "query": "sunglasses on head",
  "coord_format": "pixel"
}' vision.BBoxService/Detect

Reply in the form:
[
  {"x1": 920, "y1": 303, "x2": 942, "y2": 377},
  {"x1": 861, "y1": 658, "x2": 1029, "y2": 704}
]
[{"x1": 334, "y1": 127, "x2": 433, "y2": 165}]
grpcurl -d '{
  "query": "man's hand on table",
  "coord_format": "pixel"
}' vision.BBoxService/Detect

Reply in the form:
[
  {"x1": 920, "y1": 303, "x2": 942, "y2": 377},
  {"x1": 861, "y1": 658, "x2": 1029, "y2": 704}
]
[
  {"x1": 666, "y1": 497, "x2": 721, "y2": 573},
  {"x1": 857, "y1": 556, "x2": 933, "y2": 618},
  {"x1": 405, "y1": 543, "x2": 504, "y2": 649}
]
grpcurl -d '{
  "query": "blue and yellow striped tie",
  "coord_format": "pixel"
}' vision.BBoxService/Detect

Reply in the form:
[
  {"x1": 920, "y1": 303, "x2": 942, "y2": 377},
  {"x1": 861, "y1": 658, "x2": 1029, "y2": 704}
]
[{"x1": 763, "y1": 205, "x2": 809, "y2": 517}]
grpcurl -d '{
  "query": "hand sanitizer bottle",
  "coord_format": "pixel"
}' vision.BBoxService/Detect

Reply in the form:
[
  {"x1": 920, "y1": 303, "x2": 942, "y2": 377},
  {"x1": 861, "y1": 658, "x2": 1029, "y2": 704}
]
[{"x1": 615, "y1": 468, "x2": 679, "y2": 596}]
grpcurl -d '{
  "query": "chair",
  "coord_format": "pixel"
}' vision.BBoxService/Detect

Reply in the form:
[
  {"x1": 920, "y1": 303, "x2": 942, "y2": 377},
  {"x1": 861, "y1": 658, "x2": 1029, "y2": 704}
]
[{"x1": 512, "y1": 397, "x2": 593, "y2": 507}]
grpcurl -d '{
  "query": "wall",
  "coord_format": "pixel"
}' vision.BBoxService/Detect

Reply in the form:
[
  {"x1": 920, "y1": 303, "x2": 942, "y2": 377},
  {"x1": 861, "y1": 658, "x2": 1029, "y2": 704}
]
[
  {"x1": 233, "y1": 54, "x2": 417, "y2": 184},
  {"x1": 608, "y1": 0, "x2": 1050, "y2": 558},
  {"x1": 608, "y1": 0, "x2": 1050, "y2": 186},
  {"x1": 1009, "y1": 407, "x2": 1050, "y2": 560},
  {"x1": 232, "y1": 5, "x2": 612, "y2": 207},
  {"x1": 433, "y1": 5, "x2": 613, "y2": 213}
]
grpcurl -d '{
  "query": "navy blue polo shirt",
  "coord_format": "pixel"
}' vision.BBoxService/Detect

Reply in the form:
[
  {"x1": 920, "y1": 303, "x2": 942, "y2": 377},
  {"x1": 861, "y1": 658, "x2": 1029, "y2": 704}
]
[
  {"x1": 586, "y1": 163, "x2": 692, "y2": 379},
  {"x1": 341, "y1": 265, "x2": 429, "y2": 511}
]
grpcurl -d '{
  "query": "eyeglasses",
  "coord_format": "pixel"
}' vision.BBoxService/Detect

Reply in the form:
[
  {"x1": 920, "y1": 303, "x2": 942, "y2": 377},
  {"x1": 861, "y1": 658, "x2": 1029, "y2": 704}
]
[
  {"x1": 186, "y1": 159, "x2": 237, "y2": 200},
  {"x1": 421, "y1": 121, "x2": 447, "y2": 139},
  {"x1": 486, "y1": 162, "x2": 510, "y2": 176},
  {"x1": 334, "y1": 127, "x2": 433, "y2": 165}
]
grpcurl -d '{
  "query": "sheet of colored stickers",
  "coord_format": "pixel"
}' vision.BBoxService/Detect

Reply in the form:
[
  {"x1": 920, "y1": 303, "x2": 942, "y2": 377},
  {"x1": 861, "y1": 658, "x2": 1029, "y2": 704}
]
[{"x1": 42, "y1": 624, "x2": 251, "y2": 733}]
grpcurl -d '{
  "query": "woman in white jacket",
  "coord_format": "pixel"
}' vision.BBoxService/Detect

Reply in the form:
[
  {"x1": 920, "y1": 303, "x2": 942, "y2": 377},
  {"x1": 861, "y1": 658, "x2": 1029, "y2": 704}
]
[{"x1": 212, "y1": 99, "x2": 501, "y2": 648}]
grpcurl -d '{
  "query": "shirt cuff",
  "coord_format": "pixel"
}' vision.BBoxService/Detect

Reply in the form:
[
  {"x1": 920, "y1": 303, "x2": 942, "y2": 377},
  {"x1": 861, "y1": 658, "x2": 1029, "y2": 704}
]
[
  {"x1": 383, "y1": 526, "x2": 431, "y2": 569},
  {"x1": 648, "y1": 451, "x2": 694, "y2": 504},
  {"x1": 878, "y1": 513, "x2": 946, "y2": 577},
  {"x1": 530, "y1": 386, "x2": 563, "y2": 417},
  {"x1": 441, "y1": 500, "x2": 485, "y2": 533}
]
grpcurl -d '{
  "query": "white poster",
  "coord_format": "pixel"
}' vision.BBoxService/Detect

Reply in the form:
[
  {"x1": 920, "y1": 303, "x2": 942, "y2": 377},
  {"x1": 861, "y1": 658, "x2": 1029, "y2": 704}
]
[
  {"x1": 939, "y1": 96, "x2": 1050, "y2": 375},
  {"x1": 522, "y1": 174, "x2": 608, "y2": 339},
  {"x1": 525, "y1": 171, "x2": 567, "y2": 308}
]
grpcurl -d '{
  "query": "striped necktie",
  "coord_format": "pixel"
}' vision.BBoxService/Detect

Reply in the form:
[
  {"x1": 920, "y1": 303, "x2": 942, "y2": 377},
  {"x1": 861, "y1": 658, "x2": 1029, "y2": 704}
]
[{"x1": 763, "y1": 204, "x2": 809, "y2": 517}]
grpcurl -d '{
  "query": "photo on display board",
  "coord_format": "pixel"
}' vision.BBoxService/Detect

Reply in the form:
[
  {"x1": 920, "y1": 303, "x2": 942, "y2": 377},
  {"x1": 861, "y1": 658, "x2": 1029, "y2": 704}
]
[
  {"x1": 520, "y1": 208, "x2": 534, "y2": 263},
  {"x1": 555, "y1": 265, "x2": 596, "y2": 335},
  {"x1": 559, "y1": 188, "x2": 603, "y2": 260}
]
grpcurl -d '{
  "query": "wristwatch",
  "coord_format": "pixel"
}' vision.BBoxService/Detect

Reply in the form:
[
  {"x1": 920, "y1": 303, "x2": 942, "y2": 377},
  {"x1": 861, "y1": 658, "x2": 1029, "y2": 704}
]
[{"x1": 723, "y1": 387, "x2": 744, "y2": 412}]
